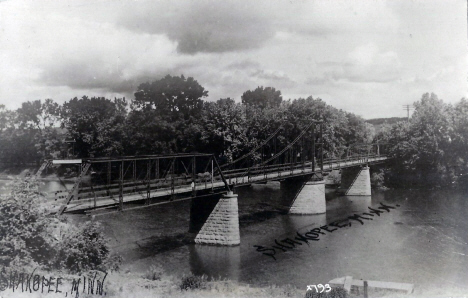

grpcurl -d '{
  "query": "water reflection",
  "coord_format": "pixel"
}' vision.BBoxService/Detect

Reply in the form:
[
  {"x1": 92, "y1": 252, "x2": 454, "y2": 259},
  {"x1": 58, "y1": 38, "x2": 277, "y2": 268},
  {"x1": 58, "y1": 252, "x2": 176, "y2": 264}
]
[
  {"x1": 287, "y1": 213, "x2": 327, "y2": 232},
  {"x1": 189, "y1": 244, "x2": 240, "y2": 280},
  {"x1": 342, "y1": 195, "x2": 372, "y2": 213}
]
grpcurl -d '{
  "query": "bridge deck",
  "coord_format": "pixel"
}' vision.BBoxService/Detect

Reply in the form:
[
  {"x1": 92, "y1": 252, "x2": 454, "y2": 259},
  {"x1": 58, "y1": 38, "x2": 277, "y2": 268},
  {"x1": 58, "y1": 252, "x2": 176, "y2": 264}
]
[{"x1": 51, "y1": 156, "x2": 387, "y2": 213}]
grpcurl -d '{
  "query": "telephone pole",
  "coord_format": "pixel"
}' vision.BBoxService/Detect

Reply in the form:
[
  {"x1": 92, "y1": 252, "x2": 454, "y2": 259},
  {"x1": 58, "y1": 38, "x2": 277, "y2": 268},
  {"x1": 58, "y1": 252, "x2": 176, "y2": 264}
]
[{"x1": 402, "y1": 105, "x2": 413, "y2": 122}]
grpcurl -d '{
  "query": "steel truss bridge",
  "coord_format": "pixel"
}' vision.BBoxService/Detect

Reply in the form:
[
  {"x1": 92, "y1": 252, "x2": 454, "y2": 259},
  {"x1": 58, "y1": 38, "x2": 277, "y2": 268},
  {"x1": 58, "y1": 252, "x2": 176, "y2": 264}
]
[{"x1": 34, "y1": 121, "x2": 388, "y2": 214}]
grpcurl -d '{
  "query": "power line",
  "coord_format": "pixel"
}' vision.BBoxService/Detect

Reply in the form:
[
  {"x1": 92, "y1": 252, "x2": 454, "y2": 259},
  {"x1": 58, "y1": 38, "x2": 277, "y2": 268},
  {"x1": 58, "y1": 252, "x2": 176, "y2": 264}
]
[{"x1": 402, "y1": 105, "x2": 414, "y2": 121}]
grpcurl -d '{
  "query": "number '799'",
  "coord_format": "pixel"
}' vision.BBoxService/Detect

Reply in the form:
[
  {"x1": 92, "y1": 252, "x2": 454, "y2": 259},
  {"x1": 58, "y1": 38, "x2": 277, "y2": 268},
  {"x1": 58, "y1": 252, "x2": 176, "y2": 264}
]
[{"x1": 306, "y1": 284, "x2": 331, "y2": 293}]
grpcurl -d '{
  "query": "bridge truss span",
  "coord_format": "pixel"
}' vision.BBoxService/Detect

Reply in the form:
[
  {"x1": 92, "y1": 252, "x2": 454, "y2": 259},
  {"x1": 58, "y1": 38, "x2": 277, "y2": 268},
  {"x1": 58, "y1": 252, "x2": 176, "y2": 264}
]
[{"x1": 36, "y1": 120, "x2": 389, "y2": 214}]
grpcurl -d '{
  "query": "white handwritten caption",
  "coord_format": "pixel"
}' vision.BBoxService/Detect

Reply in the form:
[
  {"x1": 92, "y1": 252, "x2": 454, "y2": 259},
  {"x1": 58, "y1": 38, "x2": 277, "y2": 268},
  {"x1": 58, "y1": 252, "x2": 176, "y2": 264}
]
[{"x1": 306, "y1": 284, "x2": 331, "y2": 293}]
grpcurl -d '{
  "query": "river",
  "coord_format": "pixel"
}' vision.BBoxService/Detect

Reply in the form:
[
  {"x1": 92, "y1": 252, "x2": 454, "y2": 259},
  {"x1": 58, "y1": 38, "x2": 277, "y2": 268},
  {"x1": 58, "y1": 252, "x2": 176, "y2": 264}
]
[{"x1": 1, "y1": 178, "x2": 467, "y2": 295}]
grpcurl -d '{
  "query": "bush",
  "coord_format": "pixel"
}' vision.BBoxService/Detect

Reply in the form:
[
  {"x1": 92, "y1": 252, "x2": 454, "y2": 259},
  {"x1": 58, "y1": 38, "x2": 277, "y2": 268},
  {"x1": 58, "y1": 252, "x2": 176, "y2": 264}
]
[
  {"x1": 143, "y1": 264, "x2": 164, "y2": 281},
  {"x1": 53, "y1": 221, "x2": 112, "y2": 273},
  {"x1": 0, "y1": 179, "x2": 120, "y2": 273},
  {"x1": 179, "y1": 274, "x2": 208, "y2": 291},
  {"x1": 0, "y1": 179, "x2": 53, "y2": 267}
]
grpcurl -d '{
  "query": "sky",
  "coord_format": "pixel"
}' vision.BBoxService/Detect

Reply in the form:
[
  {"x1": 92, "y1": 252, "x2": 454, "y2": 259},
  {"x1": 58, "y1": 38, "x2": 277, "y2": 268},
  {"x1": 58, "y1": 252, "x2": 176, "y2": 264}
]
[{"x1": 0, "y1": 0, "x2": 466, "y2": 119}]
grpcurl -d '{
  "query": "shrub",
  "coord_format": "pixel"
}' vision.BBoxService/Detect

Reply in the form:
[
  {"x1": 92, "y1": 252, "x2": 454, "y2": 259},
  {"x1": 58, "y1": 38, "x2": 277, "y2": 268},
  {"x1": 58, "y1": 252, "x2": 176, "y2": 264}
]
[
  {"x1": 0, "y1": 179, "x2": 120, "y2": 273},
  {"x1": 179, "y1": 274, "x2": 208, "y2": 291},
  {"x1": 0, "y1": 179, "x2": 53, "y2": 267},
  {"x1": 143, "y1": 264, "x2": 164, "y2": 281},
  {"x1": 52, "y1": 221, "x2": 112, "y2": 273}
]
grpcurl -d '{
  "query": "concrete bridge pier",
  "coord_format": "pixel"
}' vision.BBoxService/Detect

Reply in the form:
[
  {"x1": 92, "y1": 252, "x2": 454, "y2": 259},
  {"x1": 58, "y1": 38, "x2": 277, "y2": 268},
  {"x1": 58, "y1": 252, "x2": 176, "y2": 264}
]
[
  {"x1": 194, "y1": 191, "x2": 240, "y2": 246},
  {"x1": 289, "y1": 178, "x2": 326, "y2": 214},
  {"x1": 339, "y1": 165, "x2": 371, "y2": 196}
]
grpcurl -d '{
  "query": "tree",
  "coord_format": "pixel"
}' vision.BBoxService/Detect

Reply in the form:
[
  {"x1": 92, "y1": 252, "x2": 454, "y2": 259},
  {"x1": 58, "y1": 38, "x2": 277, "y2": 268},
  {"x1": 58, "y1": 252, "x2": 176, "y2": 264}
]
[
  {"x1": 200, "y1": 98, "x2": 248, "y2": 159},
  {"x1": 16, "y1": 99, "x2": 63, "y2": 160},
  {"x1": 17, "y1": 99, "x2": 60, "y2": 131},
  {"x1": 133, "y1": 75, "x2": 208, "y2": 120},
  {"x1": 61, "y1": 96, "x2": 127, "y2": 157},
  {"x1": 452, "y1": 98, "x2": 468, "y2": 164},
  {"x1": 123, "y1": 109, "x2": 177, "y2": 155},
  {"x1": 377, "y1": 93, "x2": 460, "y2": 188},
  {"x1": 241, "y1": 86, "x2": 282, "y2": 109}
]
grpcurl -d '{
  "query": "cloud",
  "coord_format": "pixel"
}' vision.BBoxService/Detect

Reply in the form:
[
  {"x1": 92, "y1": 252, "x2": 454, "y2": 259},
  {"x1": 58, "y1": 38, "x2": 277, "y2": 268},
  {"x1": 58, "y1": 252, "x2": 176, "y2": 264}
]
[
  {"x1": 116, "y1": 0, "x2": 275, "y2": 54},
  {"x1": 307, "y1": 43, "x2": 402, "y2": 85},
  {"x1": 0, "y1": 0, "x2": 466, "y2": 119}
]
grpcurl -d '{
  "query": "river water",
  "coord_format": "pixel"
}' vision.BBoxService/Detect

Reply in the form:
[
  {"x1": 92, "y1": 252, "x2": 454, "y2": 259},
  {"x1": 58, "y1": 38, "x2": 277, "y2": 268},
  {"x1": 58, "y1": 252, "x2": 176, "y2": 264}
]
[{"x1": 1, "y1": 178, "x2": 468, "y2": 295}]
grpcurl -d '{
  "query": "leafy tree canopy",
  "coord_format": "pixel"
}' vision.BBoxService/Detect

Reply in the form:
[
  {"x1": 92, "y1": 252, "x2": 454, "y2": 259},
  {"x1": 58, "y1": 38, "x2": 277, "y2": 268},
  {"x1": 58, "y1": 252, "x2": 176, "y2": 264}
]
[
  {"x1": 241, "y1": 86, "x2": 282, "y2": 109},
  {"x1": 133, "y1": 75, "x2": 208, "y2": 120},
  {"x1": 61, "y1": 96, "x2": 127, "y2": 157}
]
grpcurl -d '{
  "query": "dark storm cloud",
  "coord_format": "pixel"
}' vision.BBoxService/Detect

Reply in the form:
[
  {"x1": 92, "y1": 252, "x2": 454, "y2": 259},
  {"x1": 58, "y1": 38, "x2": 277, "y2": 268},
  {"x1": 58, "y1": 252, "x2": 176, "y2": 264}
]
[
  {"x1": 116, "y1": 1, "x2": 275, "y2": 54},
  {"x1": 39, "y1": 59, "x2": 188, "y2": 94}
]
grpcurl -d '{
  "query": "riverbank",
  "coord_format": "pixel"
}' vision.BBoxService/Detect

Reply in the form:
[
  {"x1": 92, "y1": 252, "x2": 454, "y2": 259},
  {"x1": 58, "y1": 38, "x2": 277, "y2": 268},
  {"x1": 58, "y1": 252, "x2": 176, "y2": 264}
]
[{"x1": 1, "y1": 266, "x2": 463, "y2": 298}]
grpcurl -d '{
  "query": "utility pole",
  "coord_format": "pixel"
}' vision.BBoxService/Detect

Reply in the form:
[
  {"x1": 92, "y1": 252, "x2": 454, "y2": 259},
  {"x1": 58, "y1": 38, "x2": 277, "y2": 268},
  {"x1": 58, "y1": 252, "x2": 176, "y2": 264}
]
[{"x1": 402, "y1": 104, "x2": 414, "y2": 122}]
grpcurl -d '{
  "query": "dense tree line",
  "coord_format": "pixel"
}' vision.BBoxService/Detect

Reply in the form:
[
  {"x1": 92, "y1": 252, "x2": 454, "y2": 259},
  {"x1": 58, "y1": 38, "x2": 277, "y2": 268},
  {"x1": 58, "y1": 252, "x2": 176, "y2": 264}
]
[
  {"x1": 375, "y1": 93, "x2": 468, "y2": 188},
  {"x1": 0, "y1": 75, "x2": 373, "y2": 166}
]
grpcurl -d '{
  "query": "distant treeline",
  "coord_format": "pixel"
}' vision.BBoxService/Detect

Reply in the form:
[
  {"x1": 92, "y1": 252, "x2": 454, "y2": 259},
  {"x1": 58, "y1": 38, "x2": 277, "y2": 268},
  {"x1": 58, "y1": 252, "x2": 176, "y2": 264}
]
[
  {"x1": 366, "y1": 117, "x2": 406, "y2": 134},
  {"x1": 366, "y1": 117, "x2": 406, "y2": 125},
  {"x1": 0, "y1": 75, "x2": 374, "y2": 168}
]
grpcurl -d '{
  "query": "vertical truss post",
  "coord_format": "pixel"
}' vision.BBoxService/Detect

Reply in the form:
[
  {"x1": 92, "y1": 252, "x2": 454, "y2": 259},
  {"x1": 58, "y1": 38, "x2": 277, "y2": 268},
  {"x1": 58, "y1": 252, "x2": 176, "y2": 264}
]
[
  {"x1": 132, "y1": 160, "x2": 137, "y2": 192},
  {"x1": 107, "y1": 161, "x2": 111, "y2": 186},
  {"x1": 301, "y1": 135, "x2": 305, "y2": 172},
  {"x1": 171, "y1": 158, "x2": 175, "y2": 200},
  {"x1": 146, "y1": 160, "x2": 151, "y2": 205},
  {"x1": 262, "y1": 145, "x2": 266, "y2": 180},
  {"x1": 192, "y1": 156, "x2": 196, "y2": 196},
  {"x1": 312, "y1": 123, "x2": 316, "y2": 172},
  {"x1": 211, "y1": 158, "x2": 214, "y2": 191},
  {"x1": 320, "y1": 123, "x2": 324, "y2": 172},
  {"x1": 119, "y1": 161, "x2": 123, "y2": 212},
  {"x1": 91, "y1": 185, "x2": 97, "y2": 208},
  {"x1": 155, "y1": 158, "x2": 159, "y2": 180},
  {"x1": 289, "y1": 147, "x2": 293, "y2": 174}
]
